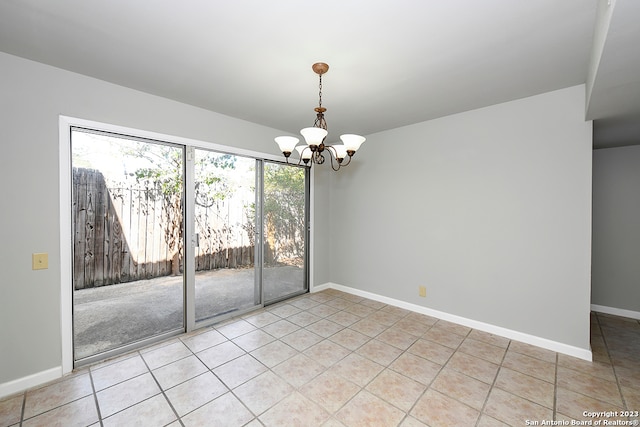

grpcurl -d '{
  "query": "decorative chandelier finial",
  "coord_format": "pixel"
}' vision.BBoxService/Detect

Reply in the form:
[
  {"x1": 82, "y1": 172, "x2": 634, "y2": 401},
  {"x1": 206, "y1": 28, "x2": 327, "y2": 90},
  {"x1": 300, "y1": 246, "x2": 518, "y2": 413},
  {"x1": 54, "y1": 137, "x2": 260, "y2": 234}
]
[{"x1": 274, "y1": 62, "x2": 365, "y2": 171}]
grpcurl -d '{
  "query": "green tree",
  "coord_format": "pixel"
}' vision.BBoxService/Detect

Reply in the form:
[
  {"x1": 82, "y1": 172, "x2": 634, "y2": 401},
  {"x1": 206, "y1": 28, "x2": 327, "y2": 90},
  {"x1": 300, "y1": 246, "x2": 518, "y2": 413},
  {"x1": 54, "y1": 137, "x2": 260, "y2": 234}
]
[
  {"x1": 263, "y1": 164, "x2": 306, "y2": 265},
  {"x1": 131, "y1": 146, "x2": 236, "y2": 274}
]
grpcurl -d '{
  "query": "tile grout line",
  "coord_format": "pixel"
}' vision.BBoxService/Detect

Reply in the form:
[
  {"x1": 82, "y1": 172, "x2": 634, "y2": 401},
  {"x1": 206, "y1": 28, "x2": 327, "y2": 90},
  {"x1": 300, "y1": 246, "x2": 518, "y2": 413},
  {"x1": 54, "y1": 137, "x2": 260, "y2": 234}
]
[
  {"x1": 87, "y1": 366, "x2": 105, "y2": 427},
  {"x1": 185, "y1": 347, "x2": 236, "y2": 420},
  {"x1": 553, "y1": 350, "x2": 559, "y2": 421},
  {"x1": 359, "y1": 306, "x2": 502, "y2": 425},
  {"x1": 475, "y1": 337, "x2": 512, "y2": 426},
  {"x1": 191, "y1": 323, "x2": 312, "y2": 423},
  {"x1": 403, "y1": 321, "x2": 471, "y2": 425},
  {"x1": 272, "y1": 300, "x2": 408, "y2": 423},
  {"x1": 317, "y1": 307, "x2": 416, "y2": 424},
  {"x1": 297, "y1": 303, "x2": 402, "y2": 425},
  {"x1": 16, "y1": 373, "x2": 101, "y2": 426},
  {"x1": 232, "y1": 300, "x2": 339, "y2": 422},
  {"x1": 597, "y1": 312, "x2": 631, "y2": 415},
  {"x1": 282, "y1": 300, "x2": 386, "y2": 418},
  {"x1": 141, "y1": 348, "x2": 187, "y2": 427},
  {"x1": 18, "y1": 391, "x2": 26, "y2": 427},
  {"x1": 181, "y1": 331, "x2": 261, "y2": 422}
]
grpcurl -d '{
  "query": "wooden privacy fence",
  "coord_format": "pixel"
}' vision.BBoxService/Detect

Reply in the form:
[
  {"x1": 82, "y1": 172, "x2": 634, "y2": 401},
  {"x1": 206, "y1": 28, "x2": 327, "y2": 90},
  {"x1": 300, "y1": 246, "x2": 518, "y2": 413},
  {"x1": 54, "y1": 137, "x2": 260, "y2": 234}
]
[{"x1": 73, "y1": 168, "x2": 255, "y2": 290}]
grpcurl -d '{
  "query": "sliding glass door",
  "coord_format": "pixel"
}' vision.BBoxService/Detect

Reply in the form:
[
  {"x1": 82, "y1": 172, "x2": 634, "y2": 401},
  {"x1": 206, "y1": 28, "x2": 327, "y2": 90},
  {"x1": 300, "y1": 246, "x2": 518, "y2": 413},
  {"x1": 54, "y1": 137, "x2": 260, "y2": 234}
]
[
  {"x1": 70, "y1": 124, "x2": 309, "y2": 364},
  {"x1": 263, "y1": 161, "x2": 308, "y2": 303},
  {"x1": 193, "y1": 149, "x2": 260, "y2": 321},
  {"x1": 71, "y1": 128, "x2": 185, "y2": 362}
]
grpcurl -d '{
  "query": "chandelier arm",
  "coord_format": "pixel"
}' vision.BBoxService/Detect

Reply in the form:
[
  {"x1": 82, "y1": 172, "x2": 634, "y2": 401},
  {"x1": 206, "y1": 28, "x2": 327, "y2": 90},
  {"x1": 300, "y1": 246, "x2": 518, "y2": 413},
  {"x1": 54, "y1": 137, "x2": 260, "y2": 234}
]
[
  {"x1": 340, "y1": 155, "x2": 353, "y2": 167},
  {"x1": 325, "y1": 144, "x2": 335, "y2": 157},
  {"x1": 312, "y1": 150, "x2": 326, "y2": 165},
  {"x1": 286, "y1": 155, "x2": 302, "y2": 167},
  {"x1": 325, "y1": 146, "x2": 342, "y2": 171},
  {"x1": 330, "y1": 157, "x2": 341, "y2": 171},
  {"x1": 292, "y1": 146, "x2": 314, "y2": 167},
  {"x1": 327, "y1": 144, "x2": 353, "y2": 169}
]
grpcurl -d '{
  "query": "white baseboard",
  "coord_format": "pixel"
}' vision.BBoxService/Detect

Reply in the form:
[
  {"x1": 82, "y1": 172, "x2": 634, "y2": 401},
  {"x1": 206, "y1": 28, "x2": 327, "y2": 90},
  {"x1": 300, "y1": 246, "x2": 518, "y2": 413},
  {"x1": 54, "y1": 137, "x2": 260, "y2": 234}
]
[
  {"x1": 0, "y1": 366, "x2": 61, "y2": 400},
  {"x1": 321, "y1": 282, "x2": 592, "y2": 361},
  {"x1": 591, "y1": 304, "x2": 640, "y2": 320},
  {"x1": 310, "y1": 282, "x2": 333, "y2": 293}
]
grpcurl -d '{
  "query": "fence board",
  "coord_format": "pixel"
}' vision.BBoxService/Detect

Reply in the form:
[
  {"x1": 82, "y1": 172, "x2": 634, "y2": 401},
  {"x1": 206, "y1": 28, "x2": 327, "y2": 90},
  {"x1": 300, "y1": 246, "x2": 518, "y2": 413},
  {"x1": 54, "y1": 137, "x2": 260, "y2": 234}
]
[
  {"x1": 72, "y1": 167, "x2": 257, "y2": 290},
  {"x1": 73, "y1": 169, "x2": 87, "y2": 290},
  {"x1": 94, "y1": 176, "x2": 107, "y2": 287},
  {"x1": 135, "y1": 188, "x2": 146, "y2": 280},
  {"x1": 119, "y1": 187, "x2": 131, "y2": 282},
  {"x1": 84, "y1": 170, "x2": 96, "y2": 287},
  {"x1": 159, "y1": 200, "x2": 168, "y2": 277},
  {"x1": 109, "y1": 189, "x2": 122, "y2": 284},
  {"x1": 104, "y1": 189, "x2": 113, "y2": 284},
  {"x1": 145, "y1": 191, "x2": 155, "y2": 279}
]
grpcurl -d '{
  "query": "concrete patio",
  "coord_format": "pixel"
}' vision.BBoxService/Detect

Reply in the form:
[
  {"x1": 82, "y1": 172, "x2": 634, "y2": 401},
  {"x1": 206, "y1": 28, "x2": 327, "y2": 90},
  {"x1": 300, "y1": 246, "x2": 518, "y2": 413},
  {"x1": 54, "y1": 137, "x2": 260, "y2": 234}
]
[{"x1": 73, "y1": 266, "x2": 304, "y2": 360}]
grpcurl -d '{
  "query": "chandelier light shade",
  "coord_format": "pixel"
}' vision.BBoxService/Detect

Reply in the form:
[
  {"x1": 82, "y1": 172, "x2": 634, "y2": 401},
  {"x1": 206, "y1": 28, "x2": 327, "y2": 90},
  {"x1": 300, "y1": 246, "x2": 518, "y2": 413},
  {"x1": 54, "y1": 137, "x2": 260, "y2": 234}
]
[
  {"x1": 274, "y1": 136, "x2": 299, "y2": 157},
  {"x1": 295, "y1": 145, "x2": 313, "y2": 162},
  {"x1": 275, "y1": 62, "x2": 365, "y2": 171},
  {"x1": 340, "y1": 134, "x2": 366, "y2": 155},
  {"x1": 300, "y1": 127, "x2": 328, "y2": 148}
]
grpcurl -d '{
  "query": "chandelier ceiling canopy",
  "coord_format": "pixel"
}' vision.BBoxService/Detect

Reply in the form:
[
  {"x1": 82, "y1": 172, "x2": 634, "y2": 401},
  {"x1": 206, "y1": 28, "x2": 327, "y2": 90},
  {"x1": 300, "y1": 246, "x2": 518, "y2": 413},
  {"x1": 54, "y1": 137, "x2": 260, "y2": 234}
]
[{"x1": 275, "y1": 63, "x2": 365, "y2": 171}]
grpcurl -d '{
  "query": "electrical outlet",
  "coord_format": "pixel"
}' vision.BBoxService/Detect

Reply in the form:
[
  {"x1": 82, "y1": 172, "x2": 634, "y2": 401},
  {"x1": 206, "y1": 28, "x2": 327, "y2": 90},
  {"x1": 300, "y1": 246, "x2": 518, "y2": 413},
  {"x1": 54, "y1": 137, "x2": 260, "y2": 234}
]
[
  {"x1": 32, "y1": 253, "x2": 49, "y2": 270},
  {"x1": 419, "y1": 286, "x2": 426, "y2": 297}
]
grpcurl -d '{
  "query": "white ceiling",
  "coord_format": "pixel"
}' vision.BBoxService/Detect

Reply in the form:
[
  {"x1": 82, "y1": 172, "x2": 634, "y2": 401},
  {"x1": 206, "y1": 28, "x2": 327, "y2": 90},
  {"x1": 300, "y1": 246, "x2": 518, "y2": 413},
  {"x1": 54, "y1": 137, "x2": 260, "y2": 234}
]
[{"x1": 0, "y1": 0, "x2": 638, "y2": 148}]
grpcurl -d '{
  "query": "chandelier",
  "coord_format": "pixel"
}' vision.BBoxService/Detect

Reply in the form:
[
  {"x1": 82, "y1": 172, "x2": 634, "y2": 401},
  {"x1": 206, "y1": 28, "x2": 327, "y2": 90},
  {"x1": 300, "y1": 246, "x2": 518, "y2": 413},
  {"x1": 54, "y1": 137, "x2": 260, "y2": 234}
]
[{"x1": 274, "y1": 62, "x2": 365, "y2": 171}]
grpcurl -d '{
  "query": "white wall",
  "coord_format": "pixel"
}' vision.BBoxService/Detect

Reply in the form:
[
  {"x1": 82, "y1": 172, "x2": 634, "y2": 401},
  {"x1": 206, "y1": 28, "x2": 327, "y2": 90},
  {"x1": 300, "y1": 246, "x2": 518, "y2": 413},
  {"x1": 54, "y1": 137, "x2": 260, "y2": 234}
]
[
  {"x1": 592, "y1": 145, "x2": 640, "y2": 315},
  {"x1": 329, "y1": 85, "x2": 593, "y2": 351},
  {"x1": 0, "y1": 51, "x2": 332, "y2": 391}
]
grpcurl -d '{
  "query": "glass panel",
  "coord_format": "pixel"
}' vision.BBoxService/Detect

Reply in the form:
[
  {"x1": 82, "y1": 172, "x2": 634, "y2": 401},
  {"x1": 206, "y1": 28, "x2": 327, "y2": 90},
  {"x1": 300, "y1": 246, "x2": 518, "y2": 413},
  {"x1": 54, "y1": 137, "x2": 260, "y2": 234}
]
[
  {"x1": 71, "y1": 129, "x2": 184, "y2": 361},
  {"x1": 194, "y1": 149, "x2": 259, "y2": 321},
  {"x1": 263, "y1": 162, "x2": 307, "y2": 302}
]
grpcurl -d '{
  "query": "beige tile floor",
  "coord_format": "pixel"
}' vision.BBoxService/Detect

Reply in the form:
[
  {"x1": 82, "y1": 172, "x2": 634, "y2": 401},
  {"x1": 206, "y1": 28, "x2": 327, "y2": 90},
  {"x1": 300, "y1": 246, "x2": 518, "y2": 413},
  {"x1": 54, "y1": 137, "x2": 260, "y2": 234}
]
[{"x1": 1, "y1": 289, "x2": 639, "y2": 427}]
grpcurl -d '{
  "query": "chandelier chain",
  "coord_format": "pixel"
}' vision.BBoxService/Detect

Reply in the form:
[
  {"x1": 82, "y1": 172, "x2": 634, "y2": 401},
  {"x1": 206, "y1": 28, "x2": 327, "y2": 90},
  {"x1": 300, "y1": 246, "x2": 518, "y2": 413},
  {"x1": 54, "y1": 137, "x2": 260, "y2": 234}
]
[{"x1": 318, "y1": 74, "x2": 323, "y2": 109}]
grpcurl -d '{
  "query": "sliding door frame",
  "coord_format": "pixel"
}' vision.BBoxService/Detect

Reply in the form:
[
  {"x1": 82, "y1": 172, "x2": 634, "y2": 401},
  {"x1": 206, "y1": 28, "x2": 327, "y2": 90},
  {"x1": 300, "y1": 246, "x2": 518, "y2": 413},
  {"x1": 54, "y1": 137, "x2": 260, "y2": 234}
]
[{"x1": 59, "y1": 115, "x2": 311, "y2": 373}]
